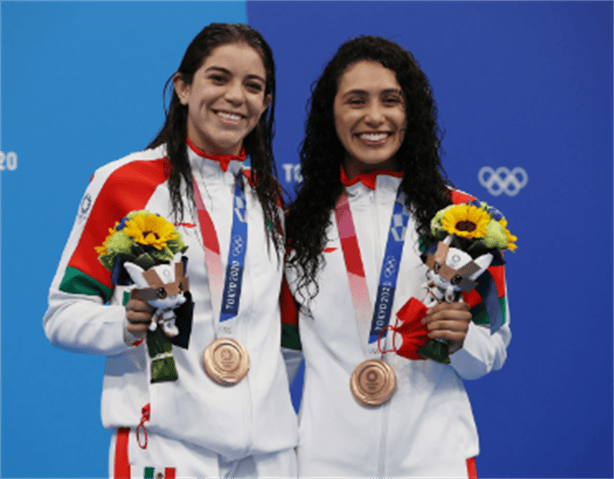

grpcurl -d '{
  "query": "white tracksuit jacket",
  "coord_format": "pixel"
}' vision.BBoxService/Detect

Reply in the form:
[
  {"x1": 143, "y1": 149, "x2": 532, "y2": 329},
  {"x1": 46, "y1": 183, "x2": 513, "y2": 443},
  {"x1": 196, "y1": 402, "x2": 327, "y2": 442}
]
[
  {"x1": 43, "y1": 143, "x2": 298, "y2": 460},
  {"x1": 285, "y1": 173, "x2": 511, "y2": 478}
]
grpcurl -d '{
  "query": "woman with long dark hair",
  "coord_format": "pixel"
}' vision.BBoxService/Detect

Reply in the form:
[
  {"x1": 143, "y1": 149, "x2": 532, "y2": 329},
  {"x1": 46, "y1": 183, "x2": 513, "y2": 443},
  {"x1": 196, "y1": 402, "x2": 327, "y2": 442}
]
[
  {"x1": 44, "y1": 23, "x2": 297, "y2": 477},
  {"x1": 284, "y1": 36, "x2": 511, "y2": 477}
]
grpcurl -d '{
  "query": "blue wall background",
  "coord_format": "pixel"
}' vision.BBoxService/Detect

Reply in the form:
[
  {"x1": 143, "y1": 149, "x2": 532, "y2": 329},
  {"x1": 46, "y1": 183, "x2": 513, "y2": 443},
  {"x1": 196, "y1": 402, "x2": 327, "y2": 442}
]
[{"x1": 1, "y1": 1, "x2": 612, "y2": 478}]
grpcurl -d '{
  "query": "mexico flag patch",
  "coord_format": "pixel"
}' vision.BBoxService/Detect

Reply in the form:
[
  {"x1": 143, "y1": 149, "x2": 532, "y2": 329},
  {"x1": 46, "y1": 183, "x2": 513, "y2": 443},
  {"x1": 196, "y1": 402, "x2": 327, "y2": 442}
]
[{"x1": 144, "y1": 467, "x2": 175, "y2": 479}]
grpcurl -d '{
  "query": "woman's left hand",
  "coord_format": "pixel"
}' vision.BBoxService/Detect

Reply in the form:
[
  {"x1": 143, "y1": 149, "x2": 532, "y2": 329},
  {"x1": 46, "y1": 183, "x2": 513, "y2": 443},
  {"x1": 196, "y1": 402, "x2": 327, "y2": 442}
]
[{"x1": 422, "y1": 302, "x2": 472, "y2": 354}]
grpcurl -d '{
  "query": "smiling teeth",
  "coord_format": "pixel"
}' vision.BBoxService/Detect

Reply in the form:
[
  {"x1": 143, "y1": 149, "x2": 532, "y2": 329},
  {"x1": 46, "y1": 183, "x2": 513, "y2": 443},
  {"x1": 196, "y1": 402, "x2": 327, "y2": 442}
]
[
  {"x1": 218, "y1": 112, "x2": 242, "y2": 121},
  {"x1": 360, "y1": 133, "x2": 388, "y2": 141}
]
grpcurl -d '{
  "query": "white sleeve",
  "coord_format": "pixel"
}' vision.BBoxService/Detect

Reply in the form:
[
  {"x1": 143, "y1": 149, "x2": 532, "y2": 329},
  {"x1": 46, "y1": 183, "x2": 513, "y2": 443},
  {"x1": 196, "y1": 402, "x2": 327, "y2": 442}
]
[
  {"x1": 449, "y1": 298, "x2": 511, "y2": 380},
  {"x1": 42, "y1": 166, "x2": 132, "y2": 356},
  {"x1": 44, "y1": 289, "x2": 129, "y2": 356}
]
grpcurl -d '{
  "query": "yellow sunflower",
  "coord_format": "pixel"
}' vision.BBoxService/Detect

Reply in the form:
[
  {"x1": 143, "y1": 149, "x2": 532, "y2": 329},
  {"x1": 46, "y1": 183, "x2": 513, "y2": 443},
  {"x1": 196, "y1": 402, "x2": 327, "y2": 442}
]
[
  {"x1": 122, "y1": 212, "x2": 177, "y2": 250},
  {"x1": 500, "y1": 218, "x2": 518, "y2": 252},
  {"x1": 440, "y1": 204, "x2": 490, "y2": 239}
]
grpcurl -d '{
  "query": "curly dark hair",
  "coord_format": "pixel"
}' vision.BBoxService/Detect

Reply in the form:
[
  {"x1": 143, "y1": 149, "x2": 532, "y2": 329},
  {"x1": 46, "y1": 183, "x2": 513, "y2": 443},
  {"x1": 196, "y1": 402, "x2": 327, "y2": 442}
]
[
  {"x1": 148, "y1": 23, "x2": 283, "y2": 255},
  {"x1": 286, "y1": 35, "x2": 453, "y2": 298}
]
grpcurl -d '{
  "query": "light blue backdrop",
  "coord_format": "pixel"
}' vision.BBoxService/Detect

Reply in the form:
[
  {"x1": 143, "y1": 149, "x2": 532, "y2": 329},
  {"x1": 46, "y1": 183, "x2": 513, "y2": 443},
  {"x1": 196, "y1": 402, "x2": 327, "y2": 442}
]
[
  {"x1": 1, "y1": 2, "x2": 249, "y2": 477},
  {"x1": 1, "y1": 1, "x2": 612, "y2": 478}
]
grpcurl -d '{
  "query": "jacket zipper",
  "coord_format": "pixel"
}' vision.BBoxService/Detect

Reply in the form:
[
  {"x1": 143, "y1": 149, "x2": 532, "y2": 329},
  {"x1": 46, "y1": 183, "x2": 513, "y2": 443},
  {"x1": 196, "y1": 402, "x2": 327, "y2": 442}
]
[
  {"x1": 378, "y1": 401, "x2": 391, "y2": 475},
  {"x1": 375, "y1": 185, "x2": 392, "y2": 476},
  {"x1": 367, "y1": 187, "x2": 386, "y2": 475}
]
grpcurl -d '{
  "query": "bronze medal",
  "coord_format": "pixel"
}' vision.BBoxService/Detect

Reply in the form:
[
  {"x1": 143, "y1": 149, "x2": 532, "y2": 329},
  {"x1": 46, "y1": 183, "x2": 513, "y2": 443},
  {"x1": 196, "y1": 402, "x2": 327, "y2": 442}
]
[
  {"x1": 203, "y1": 338, "x2": 250, "y2": 386},
  {"x1": 350, "y1": 359, "x2": 396, "y2": 407}
]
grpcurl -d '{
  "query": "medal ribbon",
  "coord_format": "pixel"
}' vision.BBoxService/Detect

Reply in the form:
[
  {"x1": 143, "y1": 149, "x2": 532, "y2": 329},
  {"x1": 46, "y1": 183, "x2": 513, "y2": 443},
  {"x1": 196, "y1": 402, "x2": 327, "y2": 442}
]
[
  {"x1": 192, "y1": 170, "x2": 248, "y2": 336},
  {"x1": 220, "y1": 177, "x2": 248, "y2": 323},
  {"x1": 334, "y1": 188, "x2": 409, "y2": 356}
]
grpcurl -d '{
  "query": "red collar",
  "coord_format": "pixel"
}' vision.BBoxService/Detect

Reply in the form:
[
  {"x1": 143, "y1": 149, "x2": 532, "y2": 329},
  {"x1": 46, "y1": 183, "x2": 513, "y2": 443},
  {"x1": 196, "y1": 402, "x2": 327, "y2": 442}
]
[
  {"x1": 340, "y1": 165, "x2": 404, "y2": 190},
  {"x1": 187, "y1": 138, "x2": 246, "y2": 172}
]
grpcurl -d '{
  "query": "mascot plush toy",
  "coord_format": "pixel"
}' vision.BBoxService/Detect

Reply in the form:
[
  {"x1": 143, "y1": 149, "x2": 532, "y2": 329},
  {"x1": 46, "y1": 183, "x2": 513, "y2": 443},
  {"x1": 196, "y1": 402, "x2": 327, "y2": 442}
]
[
  {"x1": 96, "y1": 210, "x2": 193, "y2": 382},
  {"x1": 379, "y1": 200, "x2": 516, "y2": 363},
  {"x1": 423, "y1": 234, "x2": 493, "y2": 306},
  {"x1": 124, "y1": 252, "x2": 189, "y2": 338}
]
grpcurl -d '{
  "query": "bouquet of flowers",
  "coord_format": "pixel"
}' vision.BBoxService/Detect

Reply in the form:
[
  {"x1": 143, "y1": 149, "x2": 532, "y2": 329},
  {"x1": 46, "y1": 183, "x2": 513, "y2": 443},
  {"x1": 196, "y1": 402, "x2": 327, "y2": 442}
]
[
  {"x1": 430, "y1": 200, "x2": 517, "y2": 254},
  {"x1": 96, "y1": 210, "x2": 188, "y2": 275},
  {"x1": 96, "y1": 210, "x2": 192, "y2": 382},
  {"x1": 381, "y1": 200, "x2": 516, "y2": 364}
]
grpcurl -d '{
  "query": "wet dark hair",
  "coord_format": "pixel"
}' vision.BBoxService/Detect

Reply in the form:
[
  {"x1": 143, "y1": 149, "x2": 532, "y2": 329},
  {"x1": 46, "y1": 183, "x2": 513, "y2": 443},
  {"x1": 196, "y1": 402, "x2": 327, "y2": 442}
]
[
  {"x1": 148, "y1": 23, "x2": 282, "y2": 254},
  {"x1": 286, "y1": 35, "x2": 453, "y2": 298}
]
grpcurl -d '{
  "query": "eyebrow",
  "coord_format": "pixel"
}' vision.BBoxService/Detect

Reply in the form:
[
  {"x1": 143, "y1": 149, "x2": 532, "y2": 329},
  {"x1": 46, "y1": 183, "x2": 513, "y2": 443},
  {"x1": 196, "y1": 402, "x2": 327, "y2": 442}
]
[
  {"x1": 204, "y1": 66, "x2": 266, "y2": 84},
  {"x1": 341, "y1": 88, "x2": 402, "y2": 98}
]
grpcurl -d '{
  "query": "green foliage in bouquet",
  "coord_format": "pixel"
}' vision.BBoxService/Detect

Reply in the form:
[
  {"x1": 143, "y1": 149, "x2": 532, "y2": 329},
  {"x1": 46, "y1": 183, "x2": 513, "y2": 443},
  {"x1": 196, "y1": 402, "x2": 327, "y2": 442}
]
[
  {"x1": 96, "y1": 210, "x2": 187, "y2": 271},
  {"x1": 430, "y1": 200, "x2": 517, "y2": 252}
]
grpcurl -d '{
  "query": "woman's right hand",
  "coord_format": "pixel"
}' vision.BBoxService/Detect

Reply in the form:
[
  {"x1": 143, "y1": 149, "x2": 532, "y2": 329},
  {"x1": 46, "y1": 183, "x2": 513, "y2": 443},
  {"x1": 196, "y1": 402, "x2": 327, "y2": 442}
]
[{"x1": 125, "y1": 298, "x2": 155, "y2": 338}]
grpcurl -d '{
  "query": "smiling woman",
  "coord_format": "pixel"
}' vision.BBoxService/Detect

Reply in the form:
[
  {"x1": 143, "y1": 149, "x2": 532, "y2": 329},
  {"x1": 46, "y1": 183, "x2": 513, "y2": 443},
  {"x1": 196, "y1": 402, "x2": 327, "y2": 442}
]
[
  {"x1": 174, "y1": 43, "x2": 272, "y2": 156},
  {"x1": 43, "y1": 23, "x2": 297, "y2": 478},
  {"x1": 284, "y1": 35, "x2": 512, "y2": 478},
  {"x1": 333, "y1": 61, "x2": 406, "y2": 178}
]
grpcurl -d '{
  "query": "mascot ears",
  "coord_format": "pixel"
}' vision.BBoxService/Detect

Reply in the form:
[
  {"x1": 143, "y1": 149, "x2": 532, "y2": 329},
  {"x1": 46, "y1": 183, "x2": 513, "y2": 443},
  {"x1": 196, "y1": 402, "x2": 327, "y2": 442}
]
[
  {"x1": 123, "y1": 261, "x2": 148, "y2": 288},
  {"x1": 470, "y1": 253, "x2": 494, "y2": 280},
  {"x1": 124, "y1": 252, "x2": 186, "y2": 290}
]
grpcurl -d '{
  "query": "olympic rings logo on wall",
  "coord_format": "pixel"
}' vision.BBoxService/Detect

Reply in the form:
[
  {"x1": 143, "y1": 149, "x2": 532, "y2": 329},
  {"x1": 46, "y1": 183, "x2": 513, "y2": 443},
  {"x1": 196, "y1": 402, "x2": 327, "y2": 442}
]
[{"x1": 478, "y1": 167, "x2": 528, "y2": 197}]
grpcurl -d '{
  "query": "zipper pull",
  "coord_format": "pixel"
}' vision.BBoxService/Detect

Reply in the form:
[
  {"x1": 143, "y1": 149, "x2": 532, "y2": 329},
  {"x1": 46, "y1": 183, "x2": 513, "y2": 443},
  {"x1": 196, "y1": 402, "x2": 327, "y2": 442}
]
[{"x1": 136, "y1": 403, "x2": 151, "y2": 449}]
